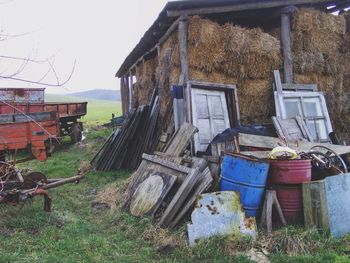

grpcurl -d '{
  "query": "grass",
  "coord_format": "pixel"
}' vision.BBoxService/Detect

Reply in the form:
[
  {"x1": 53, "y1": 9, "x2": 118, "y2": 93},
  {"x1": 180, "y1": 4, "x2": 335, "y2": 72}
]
[
  {"x1": 1, "y1": 102, "x2": 350, "y2": 262},
  {"x1": 45, "y1": 93, "x2": 122, "y2": 125}
]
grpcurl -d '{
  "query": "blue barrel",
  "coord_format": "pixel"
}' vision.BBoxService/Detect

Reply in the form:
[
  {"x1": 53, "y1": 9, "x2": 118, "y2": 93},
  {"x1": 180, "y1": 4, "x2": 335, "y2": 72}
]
[{"x1": 220, "y1": 155, "x2": 270, "y2": 217}]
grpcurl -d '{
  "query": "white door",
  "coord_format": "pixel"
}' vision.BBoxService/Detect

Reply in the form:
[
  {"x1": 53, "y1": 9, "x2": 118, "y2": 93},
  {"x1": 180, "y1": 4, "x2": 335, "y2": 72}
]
[{"x1": 191, "y1": 88, "x2": 230, "y2": 152}]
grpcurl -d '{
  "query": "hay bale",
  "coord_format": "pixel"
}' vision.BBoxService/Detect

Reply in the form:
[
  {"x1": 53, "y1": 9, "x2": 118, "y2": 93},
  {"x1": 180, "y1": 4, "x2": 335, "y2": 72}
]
[
  {"x1": 190, "y1": 69, "x2": 237, "y2": 84},
  {"x1": 237, "y1": 79, "x2": 274, "y2": 124},
  {"x1": 187, "y1": 16, "x2": 281, "y2": 79},
  {"x1": 188, "y1": 16, "x2": 226, "y2": 74},
  {"x1": 292, "y1": 9, "x2": 346, "y2": 55},
  {"x1": 135, "y1": 57, "x2": 158, "y2": 105}
]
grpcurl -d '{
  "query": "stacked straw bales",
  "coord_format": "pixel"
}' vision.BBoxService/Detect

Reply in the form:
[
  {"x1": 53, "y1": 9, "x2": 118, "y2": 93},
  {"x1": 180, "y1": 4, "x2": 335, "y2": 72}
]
[
  {"x1": 134, "y1": 57, "x2": 158, "y2": 106},
  {"x1": 187, "y1": 16, "x2": 282, "y2": 123},
  {"x1": 292, "y1": 9, "x2": 350, "y2": 139},
  {"x1": 133, "y1": 9, "x2": 350, "y2": 138}
]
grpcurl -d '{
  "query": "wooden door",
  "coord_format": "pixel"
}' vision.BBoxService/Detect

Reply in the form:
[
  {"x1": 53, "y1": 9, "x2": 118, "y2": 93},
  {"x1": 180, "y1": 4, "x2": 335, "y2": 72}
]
[{"x1": 191, "y1": 88, "x2": 230, "y2": 152}]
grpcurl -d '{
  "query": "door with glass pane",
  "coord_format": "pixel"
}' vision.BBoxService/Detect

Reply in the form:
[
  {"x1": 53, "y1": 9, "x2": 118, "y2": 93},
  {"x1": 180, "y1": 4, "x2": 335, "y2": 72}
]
[
  {"x1": 274, "y1": 92, "x2": 333, "y2": 142},
  {"x1": 191, "y1": 88, "x2": 230, "y2": 152}
]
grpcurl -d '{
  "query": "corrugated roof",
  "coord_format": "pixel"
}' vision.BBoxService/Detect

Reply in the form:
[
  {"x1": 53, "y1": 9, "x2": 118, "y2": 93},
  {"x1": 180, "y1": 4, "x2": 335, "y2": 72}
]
[{"x1": 116, "y1": 0, "x2": 342, "y2": 77}]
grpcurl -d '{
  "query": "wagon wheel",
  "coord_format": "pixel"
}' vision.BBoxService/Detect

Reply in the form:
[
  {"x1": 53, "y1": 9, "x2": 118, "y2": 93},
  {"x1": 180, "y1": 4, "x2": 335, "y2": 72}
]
[
  {"x1": 70, "y1": 123, "x2": 82, "y2": 144},
  {"x1": 22, "y1": 172, "x2": 48, "y2": 189},
  {"x1": 308, "y1": 145, "x2": 348, "y2": 174}
]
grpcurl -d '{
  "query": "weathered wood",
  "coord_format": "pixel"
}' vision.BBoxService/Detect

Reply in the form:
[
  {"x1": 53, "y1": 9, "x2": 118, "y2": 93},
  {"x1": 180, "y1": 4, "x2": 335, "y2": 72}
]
[
  {"x1": 178, "y1": 16, "x2": 189, "y2": 85},
  {"x1": 158, "y1": 167, "x2": 202, "y2": 227},
  {"x1": 188, "y1": 80, "x2": 237, "y2": 91},
  {"x1": 238, "y1": 133, "x2": 350, "y2": 155},
  {"x1": 129, "y1": 74, "x2": 134, "y2": 109},
  {"x1": 272, "y1": 116, "x2": 313, "y2": 142},
  {"x1": 124, "y1": 155, "x2": 193, "y2": 210},
  {"x1": 295, "y1": 116, "x2": 314, "y2": 142},
  {"x1": 281, "y1": 7, "x2": 294, "y2": 83},
  {"x1": 303, "y1": 180, "x2": 330, "y2": 230},
  {"x1": 261, "y1": 190, "x2": 286, "y2": 233},
  {"x1": 129, "y1": 169, "x2": 177, "y2": 217},
  {"x1": 240, "y1": 151, "x2": 271, "y2": 159},
  {"x1": 166, "y1": 0, "x2": 331, "y2": 17},
  {"x1": 163, "y1": 122, "x2": 198, "y2": 157},
  {"x1": 273, "y1": 70, "x2": 283, "y2": 96},
  {"x1": 142, "y1": 153, "x2": 190, "y2": 173},
  {"x1": 282, "y1": 83, "x2": 318, "y2": 92},
  {"x1": 326, "y1": 1, "x2": 350, "y2": 13},
  {"x1": 169, "y1": 167, "x2": 213, "y2": 228},
  {"x1": 127, "y1": 17, "x2": 181, "y2": 74}
]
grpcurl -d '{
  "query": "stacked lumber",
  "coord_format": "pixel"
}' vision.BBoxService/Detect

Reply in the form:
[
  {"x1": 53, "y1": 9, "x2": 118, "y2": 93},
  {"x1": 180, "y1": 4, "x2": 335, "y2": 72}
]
[
  {"x1": 123, "y1": 122, "x2": 218, "y2": 228},
  {"x1": 91, "y1": 92, "x2": 159, "y2": 171}
]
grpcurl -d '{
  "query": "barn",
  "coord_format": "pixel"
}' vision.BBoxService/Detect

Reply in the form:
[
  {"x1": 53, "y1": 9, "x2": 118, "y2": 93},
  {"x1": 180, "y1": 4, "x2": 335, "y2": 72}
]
[{"x1": 116, "y1": 0, "x2": 350, "y2": 152}]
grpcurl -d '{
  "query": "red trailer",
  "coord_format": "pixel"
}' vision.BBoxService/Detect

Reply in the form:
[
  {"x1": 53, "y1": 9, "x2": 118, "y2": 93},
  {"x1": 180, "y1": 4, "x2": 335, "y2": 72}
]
[
  {"x1": 0, "y1": 112, "x2": 60, "y2": 161},
  {"x1": 0, "y1": 88, "x2": 87, "y2": 160}
]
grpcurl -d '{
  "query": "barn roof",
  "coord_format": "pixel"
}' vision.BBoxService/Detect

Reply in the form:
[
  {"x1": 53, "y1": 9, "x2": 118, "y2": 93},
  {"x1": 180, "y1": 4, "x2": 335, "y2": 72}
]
[{"x1": 116, "y1": 0, "x2": 345, "y2": 77}]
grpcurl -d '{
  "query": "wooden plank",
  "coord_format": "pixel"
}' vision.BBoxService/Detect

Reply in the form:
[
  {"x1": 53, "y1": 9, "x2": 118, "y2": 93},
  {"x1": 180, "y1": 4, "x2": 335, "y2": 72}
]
[
  {"x1": 188, "y1": 80, "x2": 237, "y2": 91},
  {"x1": 164, "y1": 122, "x2": 198, "y2": 157},
  {"x1": 238, "y1": 133, "x2": 350, "y2": 155},
  {"x1": 272, "y1": 116, "x2": 312, "y2": 142},
  {"x1": 169, "y1": 167, "x2": 213, "y2": 228},
  {"x1": 158, "y1": 168, "x2": 201, "y2": 227},
  {"x1": 124, "y1": 155, "x2": 192, "y2": 209},
  {"x1": 167, "y1": 0, "x2": 333, "y2": 17},
  {"x1": 142, "y1": 154, "x2": 190, "y2": 173},
  {"x1": 282, "y1": 83, "x2": 318, "y2": 92},
  {"x1": 295, "y1": 116, "x2": 314, "y2": 142},
  {"x1": 273, "y1": 70, "x2": 283, "y2": 96}
]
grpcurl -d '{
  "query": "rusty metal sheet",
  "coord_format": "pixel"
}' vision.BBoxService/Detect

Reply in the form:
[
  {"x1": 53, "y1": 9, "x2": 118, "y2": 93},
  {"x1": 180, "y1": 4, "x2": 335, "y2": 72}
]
[
  {"x1": 325, "y1": 173, "x2": 350, "y2": 237},
  {"x1": 187, "y1": 191, "x2": 257, "y2": 246},
  {"x1": 0, "y1": 88, "x2": 45, "y2": 103}
]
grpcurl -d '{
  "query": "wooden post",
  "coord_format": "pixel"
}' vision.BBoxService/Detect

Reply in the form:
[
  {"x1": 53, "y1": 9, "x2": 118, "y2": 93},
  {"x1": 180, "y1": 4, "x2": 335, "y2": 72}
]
[
  {"x1": 178, "y1": 15, "x2": 189, "y2": 85},
  {"x1": 129, "y1": 73, "x2": 133, "y2": 111},
  {"x1": 178, "y1": 15, "x2": 189, "y2": 125},
  {"x1": 125, "y1": 75, "x2": 130, "y2": 112},
  {"x1": 280, "y1": 6, "x2": 297, "y2": 84},
  {"x1": 120, "y1": 78, "x2": 125, "y2": 115}
]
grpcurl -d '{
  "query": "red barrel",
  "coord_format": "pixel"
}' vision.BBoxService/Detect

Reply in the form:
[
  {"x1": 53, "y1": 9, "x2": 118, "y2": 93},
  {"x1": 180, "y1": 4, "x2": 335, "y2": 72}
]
[
  {"x1": 273, "y1": 185, "x2": 303, "y2": 224},
  {"x1": 269, "y1": 159, "x2": 311, "y2": 184}
]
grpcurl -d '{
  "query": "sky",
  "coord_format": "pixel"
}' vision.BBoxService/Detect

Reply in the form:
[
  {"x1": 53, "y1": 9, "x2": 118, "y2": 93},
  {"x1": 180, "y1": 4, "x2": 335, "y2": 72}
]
[{"x1": 0, "y1": 0, "x2": 170, "y2": 94}]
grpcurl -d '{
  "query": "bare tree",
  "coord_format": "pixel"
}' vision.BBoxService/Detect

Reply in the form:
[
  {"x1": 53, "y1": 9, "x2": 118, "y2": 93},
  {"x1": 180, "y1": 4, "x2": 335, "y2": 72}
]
[{"x1": 0, "y1": 21, "x2": 75, "y2": 87}]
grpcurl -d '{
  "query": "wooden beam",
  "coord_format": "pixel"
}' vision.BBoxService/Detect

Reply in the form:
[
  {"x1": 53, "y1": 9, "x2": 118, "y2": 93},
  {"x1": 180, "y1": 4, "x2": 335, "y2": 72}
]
[
  {"x1": 178, "y1": 16, "x2": 189, "y2": 85},
  {"x1": 127, "y1": 17, "x2": 181, "y2": 74},
  {"x1": 238, "y1": 133, "x2": 350, "y2": 155},
  {"x1": 281, "y1": 6, "x2": 297, "y2": 84},
  {"x1": 167, "y1": 0, "x2": 334, "y2": 17},
  {"x1": 326, "y1": 0, "x2": 350, "y2": 13}
]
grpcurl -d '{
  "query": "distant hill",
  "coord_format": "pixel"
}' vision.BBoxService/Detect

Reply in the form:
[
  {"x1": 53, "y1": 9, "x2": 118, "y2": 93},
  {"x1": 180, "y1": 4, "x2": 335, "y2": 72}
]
[{"x1": 68, "y1": 89, "x2": 120, "y2": 101}]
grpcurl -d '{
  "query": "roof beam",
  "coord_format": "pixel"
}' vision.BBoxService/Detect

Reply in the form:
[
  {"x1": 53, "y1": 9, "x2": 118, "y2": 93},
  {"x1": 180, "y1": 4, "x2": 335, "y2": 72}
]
[
  {"x1": 326, "y1": 0, "x2": 350, "y2": 12},
  {"x1": 167, "y1": 0, "x2": 336, "y2": 17}
]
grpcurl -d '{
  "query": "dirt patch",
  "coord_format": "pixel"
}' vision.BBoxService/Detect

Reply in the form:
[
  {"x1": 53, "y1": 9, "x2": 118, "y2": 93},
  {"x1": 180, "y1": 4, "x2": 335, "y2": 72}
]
[
  {"x1": 142, "y1": 225, "x2": 186, "y2": 253},
  {"x1": 91, "y1": 179, "x2": 130, "y2": 213}
]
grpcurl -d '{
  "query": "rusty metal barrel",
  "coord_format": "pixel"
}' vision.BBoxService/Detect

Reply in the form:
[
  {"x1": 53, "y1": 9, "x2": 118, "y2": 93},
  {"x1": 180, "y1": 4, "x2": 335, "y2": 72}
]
[
  {"x1": 268, "y1": 159, "x2": 312, "y2": 223},
  {"x1": 269, "y1": 159, "x2": 311, "y2": 184}
]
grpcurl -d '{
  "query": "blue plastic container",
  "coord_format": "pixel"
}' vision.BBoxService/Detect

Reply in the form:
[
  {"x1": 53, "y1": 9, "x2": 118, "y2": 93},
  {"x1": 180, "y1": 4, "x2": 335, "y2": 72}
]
[{"x1": 220, "y1": 155, "x2": 270, "y2": 217}]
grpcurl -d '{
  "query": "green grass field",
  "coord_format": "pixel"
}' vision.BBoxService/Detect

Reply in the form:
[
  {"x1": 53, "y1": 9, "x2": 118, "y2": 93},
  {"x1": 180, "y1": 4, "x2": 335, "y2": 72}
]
[
  {"x1": 0, "y1": 101, "x2": 350, "y2": 262},
  {"x1": 45, "y1": 93, "x2": 122, "y2": 125}
]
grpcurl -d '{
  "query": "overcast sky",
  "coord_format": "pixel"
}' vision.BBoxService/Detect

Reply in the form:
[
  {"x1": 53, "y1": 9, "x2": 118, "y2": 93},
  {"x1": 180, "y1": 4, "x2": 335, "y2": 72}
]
[{"x1": 0, "y1": 0, "x2": 170, "y2": 93}]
